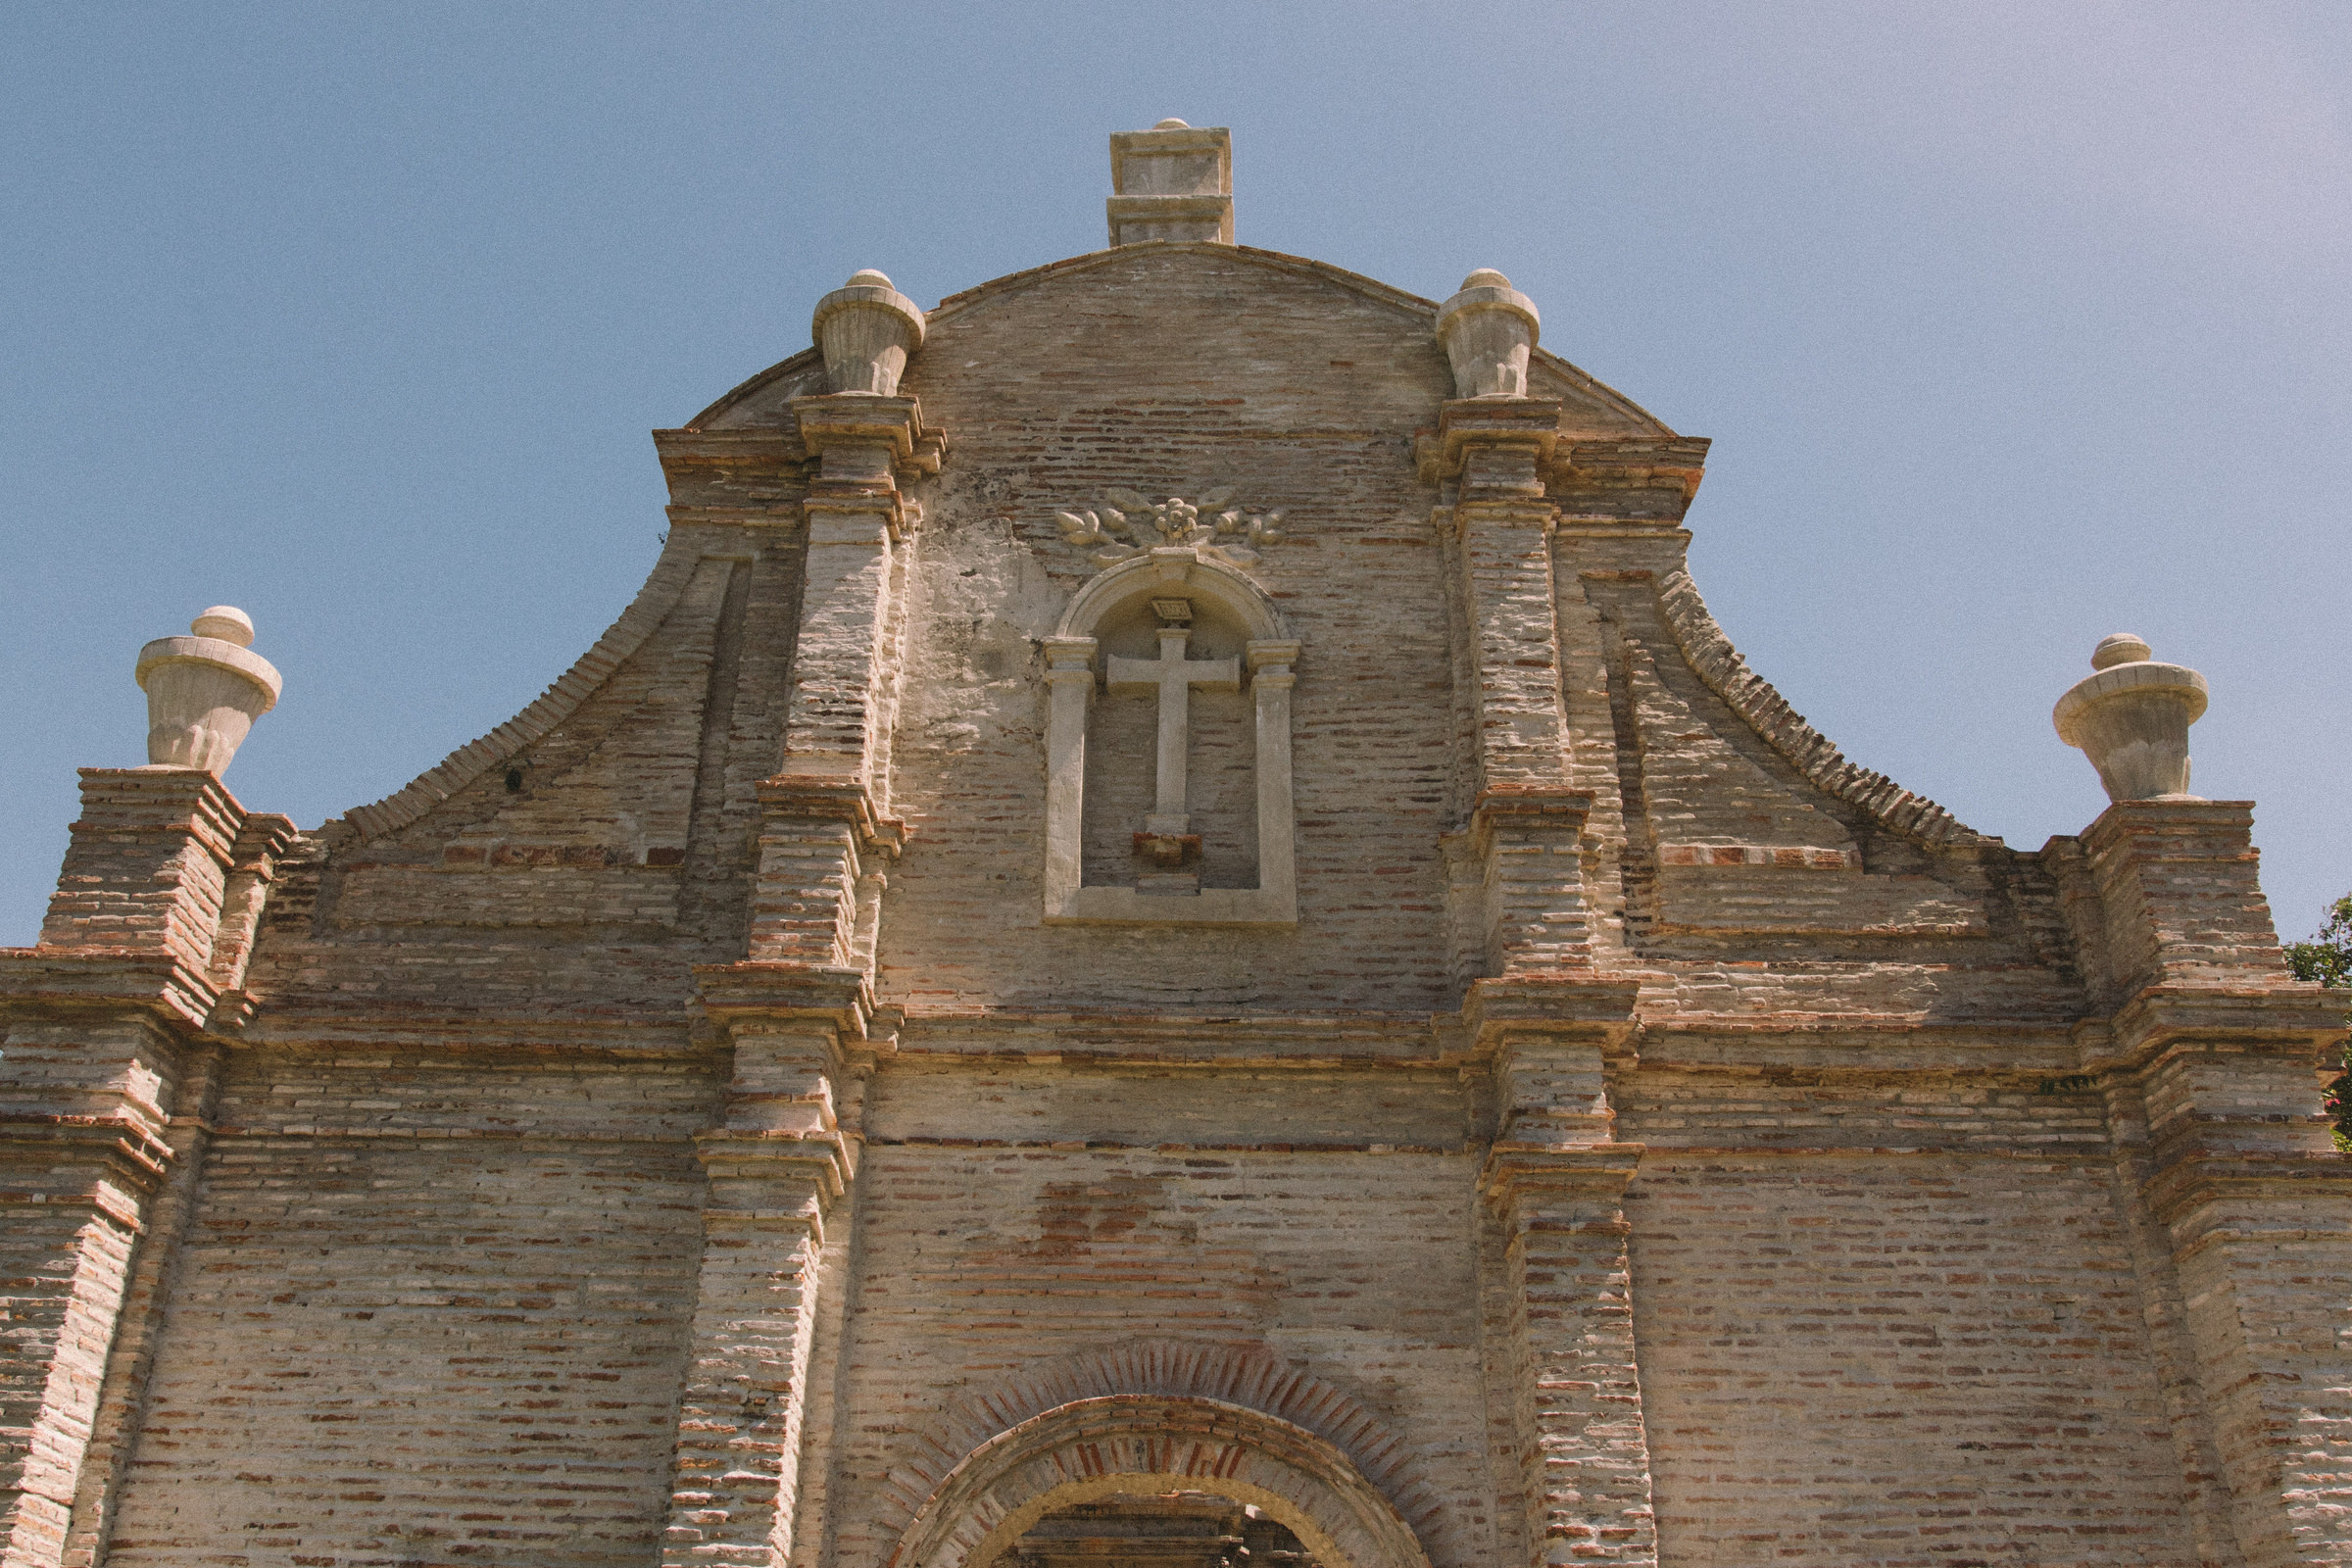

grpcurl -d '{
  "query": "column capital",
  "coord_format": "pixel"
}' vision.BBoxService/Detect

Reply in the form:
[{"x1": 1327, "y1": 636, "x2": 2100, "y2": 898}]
[
  {"x1": 2062, "y1": 798, "x2": 2300, "y2": 1003},
  {"x1": 1460, "y1": 972, "x2": 1640, "y2": 1055},
  {"x1": 789, "y1": 393, "x2": 947, "y2": 543},
  {"x1": 1417, "y1": 397, "x2": 1563, "y2": 484},
  {"x1": 692, "y1": 1128, "x2": 854, "y2": 1208},
  {"x1": 788, "y1": 393, "x2": 947, "y2": 477},
  {"x1": 25, "y1": 768, "x2": 297, "y2": 1030},
  {"x1": 756, "y1": 773, "x2": 907, "y2": 858},
  {"x1": 693, "y1": 959, "x2": 878, "y2": 1043},
  {"x1": 2077, "y1": 986, "x2": 2345, "y2": 1075},
  {"x1": 1480, "y1": 1143, "x2": 1644, "y2": 1215}
]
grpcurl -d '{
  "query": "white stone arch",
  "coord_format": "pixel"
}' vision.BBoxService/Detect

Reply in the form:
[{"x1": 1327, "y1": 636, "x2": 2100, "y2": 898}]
[
  {"x1": 885, "y1": 1395, "x2": 1432, "y2": 1568},
  {"x1": 1042, "y1": 545, "x2": 1298, "y2": 926},
  {"x1": 1053, "y1": 547, "x2": 1291, "y2": 644}
]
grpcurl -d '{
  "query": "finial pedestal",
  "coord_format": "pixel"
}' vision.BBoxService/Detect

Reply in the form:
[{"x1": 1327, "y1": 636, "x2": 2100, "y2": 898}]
[
  {"x1": 2053, "y1": 632, "x2": 2209, "y2": 803},
  {"x1": 134, "y1": 605, "x2": 281, "y2": 774},
  {"x1": 811, "y1": 270, "x2": 925, "y2": 396},
  {"x1": 1437, "y1": 270, "x2": 1541, "y2": 399}
]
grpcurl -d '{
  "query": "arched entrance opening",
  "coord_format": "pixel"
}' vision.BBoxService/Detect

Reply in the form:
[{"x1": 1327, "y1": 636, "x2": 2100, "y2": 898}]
[
  {"x1": 887, "y1": 1396, "x2": 1432, "y2": 1568},
  {"x1": 1005, "y1": 1489, "x2": 1318, "y2": 1568}
]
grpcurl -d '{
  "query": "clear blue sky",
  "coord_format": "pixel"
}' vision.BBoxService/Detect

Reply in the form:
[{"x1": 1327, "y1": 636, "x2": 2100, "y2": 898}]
[{"x1": 4, "y1": 2, "x2": 2346, "y2": 947}]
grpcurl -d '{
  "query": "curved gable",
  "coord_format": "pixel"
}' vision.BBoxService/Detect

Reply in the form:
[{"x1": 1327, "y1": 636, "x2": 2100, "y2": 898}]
[{"x1": 691, "y1": 242, "x2": 1674, "y2": 439}]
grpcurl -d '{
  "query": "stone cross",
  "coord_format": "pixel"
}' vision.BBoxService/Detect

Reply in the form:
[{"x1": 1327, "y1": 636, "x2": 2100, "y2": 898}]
[{"x1": 1105, "y1": 626, "x2": 1239, "y2": 835}]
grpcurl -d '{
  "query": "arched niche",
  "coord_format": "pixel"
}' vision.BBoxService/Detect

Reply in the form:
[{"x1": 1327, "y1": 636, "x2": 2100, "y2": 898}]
[
  {"x1": 886, "y1": 1396, "x2": 1431, "y2": 1568},
  {"x1": 1042, "y1": 546, "x2": 1298, "y2": 926}
]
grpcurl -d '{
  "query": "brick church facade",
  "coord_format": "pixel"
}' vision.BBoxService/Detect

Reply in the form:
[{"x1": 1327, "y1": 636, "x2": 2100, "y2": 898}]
[{"x1": 6, "y1": 122, "x2": 2348, "y2": 1568}]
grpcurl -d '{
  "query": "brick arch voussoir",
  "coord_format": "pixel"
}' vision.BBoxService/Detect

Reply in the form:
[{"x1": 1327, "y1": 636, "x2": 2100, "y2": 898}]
[
  {"x1": 879, "y1": 1340, "x2": 1445, "y2": 1554},
  {"x1": 889, "y1": 1396, "x2": 1432, "y2": 1568}
]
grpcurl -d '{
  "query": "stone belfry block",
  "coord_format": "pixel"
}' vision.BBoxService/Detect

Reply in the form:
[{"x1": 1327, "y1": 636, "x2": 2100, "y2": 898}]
[{"x1": 1108, "y1": 119, "x2": 1233, "y2": 245}]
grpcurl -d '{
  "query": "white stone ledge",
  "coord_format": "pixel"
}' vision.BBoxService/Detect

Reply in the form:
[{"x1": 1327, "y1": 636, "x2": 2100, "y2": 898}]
[{"x1": 1044, "y1": 884, "x2": 1296, "y2": 927}]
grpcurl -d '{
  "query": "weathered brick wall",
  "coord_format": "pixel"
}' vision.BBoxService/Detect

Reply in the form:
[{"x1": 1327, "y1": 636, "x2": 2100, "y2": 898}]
[
  {"x1": 99, "y1": 1047, "x2": 716, "y2": 1568},
  {"x1": 873, "y1": 248, "x2": 1471, "y2": 1014},
  {"x1": 1613, "y1": 1044, "x2": 2210, "y2": 1567},
  {"x1": 5, "y1": 237, "x2": 2343, "y2": 1568},
  {"x1": 825, "y1": 1145, "x2": 1493, "y2": 1568},
  {"x1": 1629, "y1": 1150, "x2": 2195, "y2": 1564}
]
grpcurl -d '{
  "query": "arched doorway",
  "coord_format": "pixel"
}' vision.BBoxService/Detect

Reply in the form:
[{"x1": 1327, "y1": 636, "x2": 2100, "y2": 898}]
[
  {"x1": 887, "y1": 1396, "x2": 1433, "y2": 1568},
  {"x1": 1005, "y1": 1489, "x2": 1319, "y2": 1568}
]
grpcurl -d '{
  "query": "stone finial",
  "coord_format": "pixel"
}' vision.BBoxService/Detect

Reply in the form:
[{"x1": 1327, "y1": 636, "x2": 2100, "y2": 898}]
[
  {"x1": 134, "y1": 605, "x2": 282, "y2": 774},
  {"x1": 811, "y1": 269, "x2": 926, "y2": 395},
  {"x1": 1437, "y1": 270, "x2": 1541, "y2": 399},
  {"x1": 2053, "y1": 633, "x2": 2209, "y2": 804},
  {"x1": 1107, "y1": 120, "x2": 1233, "y2": 246}
]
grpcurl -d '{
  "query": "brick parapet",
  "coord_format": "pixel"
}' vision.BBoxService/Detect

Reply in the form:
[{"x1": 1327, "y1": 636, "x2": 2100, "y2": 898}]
[
  {"x1": 338, "y1": 533, "x2": 716, "y2": 843},
  {"x1": 1651, "y1": 569, "x2": 1986, "y2": 849}
]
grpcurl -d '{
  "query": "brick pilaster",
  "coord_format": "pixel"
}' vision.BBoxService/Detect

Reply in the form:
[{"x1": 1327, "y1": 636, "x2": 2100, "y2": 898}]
[
  {"x1": 1471, "y1": 981, "x2": 1654, "y2": 1568},
  {"x1": 56, "y1": 1045, "x2": 223, "y2": 1568},
  {"x1": 663, "y1": 969, "x2": 874, "y2": 1568},
  {"x1": 1431, "y1": 399, "x2": 1598, "y2": 983},
  {"x1": 0, "y1": 769, "x2": 292, "y2": 1568},
  {"x1": 744, "y1": 396, "x2": 936, "y2": 969},
  {"x1": 2062, "y1": 802, "x2": 2352, "y2": 1567},
  {"x1": 669, "y1": 392, "x2": 934, "y2": 1564},
  {"x1": 1434, "y1": 398, "x2": 1568, "y2": 793},
  {"x1": 1470, "y1": 789, "x2": 1595, "y2": 976},
  {"x1": 0, "y1": 1094, "x2": 164, "y2": 1568}
]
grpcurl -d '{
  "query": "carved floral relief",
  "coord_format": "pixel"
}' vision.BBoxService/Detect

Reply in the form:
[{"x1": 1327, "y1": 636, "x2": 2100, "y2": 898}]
[{"x1": 1054, "y1": 486, "x2": 1286, "y2": 570}]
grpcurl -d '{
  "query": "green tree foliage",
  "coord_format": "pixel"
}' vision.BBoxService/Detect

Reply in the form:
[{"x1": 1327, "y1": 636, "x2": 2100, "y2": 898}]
[{"x1": 2287, "y1": 894, "x2": 2352, "y2": 1149}]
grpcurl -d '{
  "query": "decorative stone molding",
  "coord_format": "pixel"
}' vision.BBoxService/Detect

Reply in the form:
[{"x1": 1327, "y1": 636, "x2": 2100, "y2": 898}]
[
  {"x1": 2054, "y1": 633, "x2": 2210, "y2": 803},
  {"x1": 1106, "y1": 120, "x2": 1234, "y2": 246},
  {"x1": 1054, "y1": 486, "x2": 1285, "y2": 571},
  {"x1": 1435, "y1": 270, "x2": 1540, "y2": 400},
  {"x1": 811, "y1": 269, "x2": 925, "y2": 396},
  {"x1": 134, "y1": 606, "x2": 280, "y2": 774},
  {"x1": 1042, "y1": 546, "x2": 1297, "y2": 926}
]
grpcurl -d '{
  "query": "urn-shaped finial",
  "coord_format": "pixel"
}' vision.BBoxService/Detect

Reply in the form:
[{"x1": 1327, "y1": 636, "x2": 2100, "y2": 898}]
[
  {"x1": 134, "y1": 605, "x2": 282, "y2": 774},
  {"x1": 810, "y1": 269, "x2": 926, "y2": 396},
  {"x1": 1436, "y1": 269, "x2": 1541, "y2": 399},
  {"x1": 2053, "y1": 632, "x2": 2208, "y2": 804}
]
